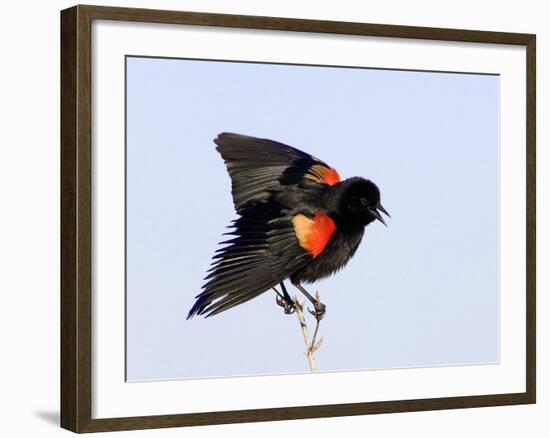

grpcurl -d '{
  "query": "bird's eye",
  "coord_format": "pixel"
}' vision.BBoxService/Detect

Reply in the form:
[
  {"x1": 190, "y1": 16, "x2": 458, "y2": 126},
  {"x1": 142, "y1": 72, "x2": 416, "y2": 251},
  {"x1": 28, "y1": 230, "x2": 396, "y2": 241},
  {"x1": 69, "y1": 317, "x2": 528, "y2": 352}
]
[{"x1": 360, "y1": 198, "x2": 369, "y2": 207}]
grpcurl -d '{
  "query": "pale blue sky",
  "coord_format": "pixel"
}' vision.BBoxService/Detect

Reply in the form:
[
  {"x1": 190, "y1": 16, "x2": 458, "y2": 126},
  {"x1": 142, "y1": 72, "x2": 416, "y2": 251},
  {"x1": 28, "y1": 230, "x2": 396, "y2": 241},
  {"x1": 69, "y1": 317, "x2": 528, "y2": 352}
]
[{"x1": 126, "y1": 56, "x2": 499, "y2": 381}]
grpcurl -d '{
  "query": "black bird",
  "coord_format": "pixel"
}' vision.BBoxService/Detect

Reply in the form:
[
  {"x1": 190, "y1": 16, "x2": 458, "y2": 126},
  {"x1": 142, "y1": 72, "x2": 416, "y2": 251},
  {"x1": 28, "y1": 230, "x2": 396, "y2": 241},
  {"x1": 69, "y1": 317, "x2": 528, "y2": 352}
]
[{"x1": 187, "y1": 133, "x2": 389, "y2": 319}]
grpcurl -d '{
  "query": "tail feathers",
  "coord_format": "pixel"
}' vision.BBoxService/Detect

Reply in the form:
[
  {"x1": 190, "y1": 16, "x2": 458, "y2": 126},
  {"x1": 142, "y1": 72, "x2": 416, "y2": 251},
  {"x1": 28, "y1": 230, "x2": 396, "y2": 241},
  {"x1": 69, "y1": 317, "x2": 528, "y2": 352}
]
[
  {"x1": 186, "y1": 280, "x2": 272, "y2": 319},
  {"x1": 187, "y1": 295, "x2": 210, "y2": 319}
]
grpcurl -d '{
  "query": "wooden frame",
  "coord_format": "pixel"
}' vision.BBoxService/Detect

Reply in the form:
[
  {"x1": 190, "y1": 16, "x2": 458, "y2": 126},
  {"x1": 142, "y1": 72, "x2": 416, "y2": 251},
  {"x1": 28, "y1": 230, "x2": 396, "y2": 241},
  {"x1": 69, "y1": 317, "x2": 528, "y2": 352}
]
[{"x1": 61, "y1": 4, "x2": 536, "y2": 433}]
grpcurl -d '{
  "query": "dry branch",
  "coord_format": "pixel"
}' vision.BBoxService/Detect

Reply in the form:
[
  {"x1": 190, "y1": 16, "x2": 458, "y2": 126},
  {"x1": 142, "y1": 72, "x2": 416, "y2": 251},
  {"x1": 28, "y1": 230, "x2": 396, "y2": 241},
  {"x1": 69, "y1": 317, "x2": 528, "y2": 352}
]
[{"x1": 293, "y1": 295, "x2": 323, "y2": 372}]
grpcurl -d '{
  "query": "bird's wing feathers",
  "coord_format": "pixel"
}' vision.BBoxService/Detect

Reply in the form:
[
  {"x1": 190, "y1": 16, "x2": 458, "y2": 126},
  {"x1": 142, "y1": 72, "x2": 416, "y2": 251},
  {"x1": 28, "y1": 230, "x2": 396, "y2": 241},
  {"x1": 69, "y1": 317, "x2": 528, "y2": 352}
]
[
  {"x1": 187, "y1": 202, "x2": 313, "y2": 318},
  {"x1": 215, "y1": 133, "x2": 341, "y2": 213}
]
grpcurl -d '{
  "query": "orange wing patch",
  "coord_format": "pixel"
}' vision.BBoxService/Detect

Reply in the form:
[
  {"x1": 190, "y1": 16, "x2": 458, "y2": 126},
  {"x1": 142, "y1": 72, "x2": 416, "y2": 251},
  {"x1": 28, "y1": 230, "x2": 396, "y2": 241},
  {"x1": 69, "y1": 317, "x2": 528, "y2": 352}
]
[
  {"x1": 304, "y1": 165, "x2": 341, "y2": 186},
  {"x1": 292, "y1": 213, "x2": 337, "y2": 257}
]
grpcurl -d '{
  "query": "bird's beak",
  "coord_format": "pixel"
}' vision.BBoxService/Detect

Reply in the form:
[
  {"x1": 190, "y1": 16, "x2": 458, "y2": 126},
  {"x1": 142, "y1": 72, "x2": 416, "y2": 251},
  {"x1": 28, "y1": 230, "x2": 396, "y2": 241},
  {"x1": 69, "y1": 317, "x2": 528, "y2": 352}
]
[
  {"x1": 370, "y1": 204, "x2": 390, "y2": 227},
  {"x1": 378, "y1": 203, "x2": 391, "y2": 218}
]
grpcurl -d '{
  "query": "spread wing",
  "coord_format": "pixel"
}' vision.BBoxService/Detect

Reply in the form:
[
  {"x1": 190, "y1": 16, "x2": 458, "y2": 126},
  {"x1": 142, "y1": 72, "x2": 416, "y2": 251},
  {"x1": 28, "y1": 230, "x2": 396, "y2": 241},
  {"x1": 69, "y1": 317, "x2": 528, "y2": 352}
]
[
  {"x1": 215, "y1": 133, "x2": 341, "y2": 213},
  {"x1": 187, "y1": 202, "x2": 312, "y2": 318}
]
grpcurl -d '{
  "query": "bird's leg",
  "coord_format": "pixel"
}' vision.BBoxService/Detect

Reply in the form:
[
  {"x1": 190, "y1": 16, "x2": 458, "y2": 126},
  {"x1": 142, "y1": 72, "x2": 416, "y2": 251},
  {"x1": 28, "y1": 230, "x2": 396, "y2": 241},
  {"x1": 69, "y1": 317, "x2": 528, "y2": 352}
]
[
  {"x1": 294, "y1": 283, "x2": 326, "y2": 321},
  {"x1": 273, "y1": 282, "x2": 295, "y2": 315},
  {"x1": 279, "y1": 282, "x2": 294, "y2": 306}
]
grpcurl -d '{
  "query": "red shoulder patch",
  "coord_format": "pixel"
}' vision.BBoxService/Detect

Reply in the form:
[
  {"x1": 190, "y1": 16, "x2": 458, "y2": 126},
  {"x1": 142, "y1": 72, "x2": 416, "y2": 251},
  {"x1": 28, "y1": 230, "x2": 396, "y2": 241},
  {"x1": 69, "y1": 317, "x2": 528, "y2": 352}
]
[
  {"x1": 321, "y1": 167, "x2": 341, "y2": 186},
  {"x1": 292, "y1": 212, "x2": 337, "y2": 257},
  {"x1": 305, "y1": 165, "x2": 341, "y2": 186}
]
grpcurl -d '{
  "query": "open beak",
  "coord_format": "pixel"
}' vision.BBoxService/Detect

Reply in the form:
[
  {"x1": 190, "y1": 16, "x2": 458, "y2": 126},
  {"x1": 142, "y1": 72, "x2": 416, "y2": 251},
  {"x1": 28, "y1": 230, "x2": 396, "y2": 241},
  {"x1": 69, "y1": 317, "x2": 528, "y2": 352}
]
[
  {"x1": 378, "y1": 203, "x2": 391, "y2": 218},
  {"x1": 370, "y1": 204, "x2": 390, "y2": 227}
]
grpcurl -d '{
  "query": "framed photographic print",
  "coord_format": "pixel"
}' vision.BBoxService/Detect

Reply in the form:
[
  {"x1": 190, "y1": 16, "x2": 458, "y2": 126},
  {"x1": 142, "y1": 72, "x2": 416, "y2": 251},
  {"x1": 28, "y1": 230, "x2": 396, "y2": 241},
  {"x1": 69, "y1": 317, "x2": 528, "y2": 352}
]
[{"x1": 60, "y1": 4, "x2": 536, "y2": 433}]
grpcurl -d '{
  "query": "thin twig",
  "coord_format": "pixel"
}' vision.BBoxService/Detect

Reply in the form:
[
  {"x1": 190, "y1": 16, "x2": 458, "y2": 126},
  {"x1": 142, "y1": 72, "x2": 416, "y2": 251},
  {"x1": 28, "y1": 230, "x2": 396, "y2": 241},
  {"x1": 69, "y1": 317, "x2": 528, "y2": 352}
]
[
  {"x1": 274, "y1": 286, "x2": 324, "y2": 372},
  {"x1": 293, "y1": 298, "x2": 316, "y2": 372}
]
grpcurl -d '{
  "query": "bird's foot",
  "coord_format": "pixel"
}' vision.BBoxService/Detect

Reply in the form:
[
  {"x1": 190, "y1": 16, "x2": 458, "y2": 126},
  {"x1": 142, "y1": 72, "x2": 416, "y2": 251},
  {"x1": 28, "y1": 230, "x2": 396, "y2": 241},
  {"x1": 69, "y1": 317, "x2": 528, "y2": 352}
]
[
  {"x1": 308, "y1": 301, "x2": 326, "y2": 321},
  {"x1": 276, "y1": 294, "x2": 296, "y2": 315}
]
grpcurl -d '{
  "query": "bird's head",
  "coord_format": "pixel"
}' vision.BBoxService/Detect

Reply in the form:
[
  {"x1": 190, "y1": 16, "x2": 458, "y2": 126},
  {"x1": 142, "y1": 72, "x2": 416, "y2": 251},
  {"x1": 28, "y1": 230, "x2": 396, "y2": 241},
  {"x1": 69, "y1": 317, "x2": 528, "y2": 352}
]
[{"x1": 338, "y1": 177, "x2": 390, "y2": 227}]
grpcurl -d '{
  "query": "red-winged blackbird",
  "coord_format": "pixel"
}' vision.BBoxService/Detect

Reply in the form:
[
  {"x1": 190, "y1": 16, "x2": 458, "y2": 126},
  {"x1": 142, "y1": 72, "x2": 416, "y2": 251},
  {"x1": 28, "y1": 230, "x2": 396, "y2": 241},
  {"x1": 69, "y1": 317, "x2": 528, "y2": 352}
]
[{"x1": 187, "y1": 133, "x2": 389, "y2": 319}]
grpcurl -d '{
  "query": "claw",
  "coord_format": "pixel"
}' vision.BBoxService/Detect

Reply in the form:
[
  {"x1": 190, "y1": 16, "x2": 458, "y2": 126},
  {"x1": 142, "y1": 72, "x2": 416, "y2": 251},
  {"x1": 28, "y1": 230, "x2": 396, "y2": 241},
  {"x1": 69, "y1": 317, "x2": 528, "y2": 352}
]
[
  {"x1": 276, "y1": 295, "x2": 296, "y2": 315},
  {"x1": 307, "y1": 302, "x2": 326, "y2": 321}
]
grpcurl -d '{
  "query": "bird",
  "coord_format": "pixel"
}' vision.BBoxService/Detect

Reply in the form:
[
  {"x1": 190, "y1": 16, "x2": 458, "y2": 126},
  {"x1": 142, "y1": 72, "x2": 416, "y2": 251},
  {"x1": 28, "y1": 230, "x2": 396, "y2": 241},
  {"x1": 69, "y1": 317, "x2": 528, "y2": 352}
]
[{"x1": 187, "y1": 132, "x2": 389, "y2": 319}]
